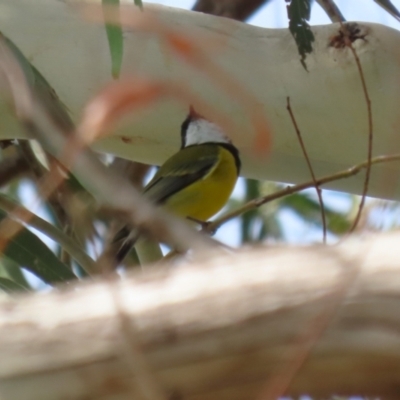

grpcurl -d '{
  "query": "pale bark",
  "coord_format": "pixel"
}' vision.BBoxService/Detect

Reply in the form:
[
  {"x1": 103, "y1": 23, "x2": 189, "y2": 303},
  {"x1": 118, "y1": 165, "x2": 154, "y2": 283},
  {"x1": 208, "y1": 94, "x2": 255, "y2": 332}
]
[
  {"x1": 1, "y1": 1, "x2": 400, "y2": 199},
  {"x1": 1, "y1": 232, "x2": 400, "y2": 399},
  {"x1": 192, "y1": 0, "x2": 269, "y2": 21}
]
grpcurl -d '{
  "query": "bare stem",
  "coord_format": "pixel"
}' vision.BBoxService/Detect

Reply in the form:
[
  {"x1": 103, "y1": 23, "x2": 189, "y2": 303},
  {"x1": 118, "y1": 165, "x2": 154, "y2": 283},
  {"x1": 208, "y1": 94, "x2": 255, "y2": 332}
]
[
  {"x1": 340, "y1": 24, "x2": 374, "y2": 234},
  {"x1": 316, "y1": 0, "x2": 345, "y2": 22},
  {"x1": 286, "y1": 96, "x2": 327, "y2": 243}
]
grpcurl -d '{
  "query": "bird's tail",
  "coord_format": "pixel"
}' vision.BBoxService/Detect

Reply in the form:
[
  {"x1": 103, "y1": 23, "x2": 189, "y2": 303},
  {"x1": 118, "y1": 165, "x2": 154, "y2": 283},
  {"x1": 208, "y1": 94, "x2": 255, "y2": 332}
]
[
  {"x1": 98, "y1": 225, "x2": 140, "y2": 270},
  {"x1": 113, "y1": 225, "x2": 140, "y2": 265}
]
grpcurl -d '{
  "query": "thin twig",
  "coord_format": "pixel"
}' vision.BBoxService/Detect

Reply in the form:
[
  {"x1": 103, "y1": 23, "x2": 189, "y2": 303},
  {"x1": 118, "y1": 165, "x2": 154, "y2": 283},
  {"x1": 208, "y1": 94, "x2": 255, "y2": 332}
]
[
  {"x1": 207, "y1": 153, "x2": 400, "y2": 233},
  {"x1": 340, "y1": 24, "x2": 374, "y2": 233},
  {"x1": 316, "y1": 0, "x2": 345, "y2": 22},
  {"x1": 286, "y1": 96, "x2": 327, "y2": 243}
]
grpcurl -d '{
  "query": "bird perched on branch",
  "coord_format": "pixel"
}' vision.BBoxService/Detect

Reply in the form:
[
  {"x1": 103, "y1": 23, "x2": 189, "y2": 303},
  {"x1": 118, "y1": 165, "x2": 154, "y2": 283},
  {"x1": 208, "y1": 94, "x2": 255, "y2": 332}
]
[{"x1": 111, "y1": 106, "x2": 241, "y2": 265}]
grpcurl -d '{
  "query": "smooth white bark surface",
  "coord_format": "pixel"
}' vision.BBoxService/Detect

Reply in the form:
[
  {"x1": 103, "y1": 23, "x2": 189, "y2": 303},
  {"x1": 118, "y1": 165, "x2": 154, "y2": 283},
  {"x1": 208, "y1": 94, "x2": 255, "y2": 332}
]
[
  {"x1": 1, "y1": 1, "x2": 400, "y2": 199},
  {"x1": 1, "y1": 232, "x2": 400, "y2": 399}
]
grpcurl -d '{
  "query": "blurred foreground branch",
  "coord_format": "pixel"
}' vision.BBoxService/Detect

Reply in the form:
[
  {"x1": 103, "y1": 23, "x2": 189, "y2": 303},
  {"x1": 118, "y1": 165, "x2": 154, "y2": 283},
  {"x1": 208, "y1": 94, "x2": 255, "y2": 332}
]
[{"x1": 1, "y1": 231, "x2": 400, "y2": 399}]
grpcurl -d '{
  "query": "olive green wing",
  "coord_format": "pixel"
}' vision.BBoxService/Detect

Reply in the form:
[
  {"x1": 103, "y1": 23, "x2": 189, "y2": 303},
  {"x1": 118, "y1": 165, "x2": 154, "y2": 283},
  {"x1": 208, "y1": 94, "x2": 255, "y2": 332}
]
[{"x1": 144, "y1": 145, "x2": 218, "y2": 204}]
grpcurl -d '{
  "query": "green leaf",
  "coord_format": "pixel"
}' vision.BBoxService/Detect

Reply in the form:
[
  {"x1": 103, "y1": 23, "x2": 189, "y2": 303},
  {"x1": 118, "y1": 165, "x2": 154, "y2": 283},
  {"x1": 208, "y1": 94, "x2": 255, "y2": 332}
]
[
  {"x1": 102, "y1": 0, "x2": 124, "y2": 79},
  {"x1": 3, "y1": 229, "x2": 77, "y2": 284},
  {"x1": 1, "y1": 257, "x2": 31, "y2": 289},
  {"x1": 0, "y1": 210, "x2": 77, "y2": 284},
  {"x1": 134, "y1": 0, "x2": 143, "y2": 9},
  {"x1": 287, "y1": 0, "x2": 315, "y2": 69},
  {"x1": 0, "y1": 277, "x2": 30, "y2": 293}
]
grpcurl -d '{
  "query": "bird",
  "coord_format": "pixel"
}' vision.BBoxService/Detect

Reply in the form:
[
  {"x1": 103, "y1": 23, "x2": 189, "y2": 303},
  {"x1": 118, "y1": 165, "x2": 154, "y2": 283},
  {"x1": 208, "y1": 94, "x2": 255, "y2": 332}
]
[{"x1": 111, "y1": 106, "x2": 241, "y2": 265}]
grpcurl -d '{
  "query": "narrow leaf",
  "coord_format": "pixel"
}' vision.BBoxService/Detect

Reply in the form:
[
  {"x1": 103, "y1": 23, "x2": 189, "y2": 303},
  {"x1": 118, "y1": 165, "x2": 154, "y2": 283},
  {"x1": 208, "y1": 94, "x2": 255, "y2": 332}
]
[
  {"x1": 0, "y1": 210, "x2": 77, "y2": 284},
  {"x1": 2, "y1": 257, "x2": 31, "y2": 289},
  {"x1": 0, "y1": 277, "x2": 30, "y2": 293},
  {"x1": 102, "y1": 0, "x2": 124, "y2": 79},
  {"x1": 134, "y1": 0, "x2": 143, "y2": 9},
  {"x1": 286, "y1": 0, "x2": 315, "y2": 69},
  {"x1": 3, "y1": 230, "x2": 77, "y2": 284}
]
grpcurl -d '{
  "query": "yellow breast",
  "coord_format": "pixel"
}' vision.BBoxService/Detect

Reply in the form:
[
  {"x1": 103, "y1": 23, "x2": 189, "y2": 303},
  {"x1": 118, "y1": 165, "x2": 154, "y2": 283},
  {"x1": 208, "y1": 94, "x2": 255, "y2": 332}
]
[{"x1": 163, "y1": 146, "x2": 238, "y2": 221}]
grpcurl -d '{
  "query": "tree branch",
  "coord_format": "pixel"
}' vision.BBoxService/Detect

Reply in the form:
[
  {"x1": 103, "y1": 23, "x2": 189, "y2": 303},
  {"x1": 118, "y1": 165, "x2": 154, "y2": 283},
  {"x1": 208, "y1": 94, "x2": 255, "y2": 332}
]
[
  {"x1": 316, "y1": 0, "x2": 345, "y2": 22},
  {"x1": 286, "y1": 96, "x2": 327, "y2": 243},
  {"x1": 1, "y1": 231, "x2": 400, "y2": 399}
]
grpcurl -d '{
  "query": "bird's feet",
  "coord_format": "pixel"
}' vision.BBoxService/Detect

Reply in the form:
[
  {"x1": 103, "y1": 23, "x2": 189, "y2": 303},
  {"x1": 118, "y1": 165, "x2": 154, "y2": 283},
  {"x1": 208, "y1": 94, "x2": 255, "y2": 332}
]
[{"x1": 187, "y1": 217, "x2": 216, "y2": 235}]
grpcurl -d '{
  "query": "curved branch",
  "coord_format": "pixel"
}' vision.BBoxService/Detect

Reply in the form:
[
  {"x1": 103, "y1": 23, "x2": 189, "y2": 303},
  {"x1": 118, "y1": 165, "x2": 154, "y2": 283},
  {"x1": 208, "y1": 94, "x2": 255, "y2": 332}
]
[
  {"x1": 1, "y1": 232, "x2": 400, "y2": 399},
  {"x1": 2, "y1": 3, "x2": 400, "y2": 199}
]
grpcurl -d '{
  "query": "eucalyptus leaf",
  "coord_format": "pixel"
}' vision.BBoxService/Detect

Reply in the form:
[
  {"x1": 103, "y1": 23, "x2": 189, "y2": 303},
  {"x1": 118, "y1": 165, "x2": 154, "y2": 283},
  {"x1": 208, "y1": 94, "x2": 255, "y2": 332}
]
[
  {"x1": 134, "y1": 0, "x2": 143, "y2": 9},
  {"x1": 102, "y1": 0, "x2": 124, "y2": 79},
  {"x1": 0, "y1": 276, "x2": 30, "y2": 293},
  {"x1": 1, "y1": 256, "x2": 31, "y2": 289},
  {"x1": 287, "y1": 0, "x2": 315, "y2": 69},
  {"x1": 0, "y1": 210, "x2": 77, "y2": 284}
]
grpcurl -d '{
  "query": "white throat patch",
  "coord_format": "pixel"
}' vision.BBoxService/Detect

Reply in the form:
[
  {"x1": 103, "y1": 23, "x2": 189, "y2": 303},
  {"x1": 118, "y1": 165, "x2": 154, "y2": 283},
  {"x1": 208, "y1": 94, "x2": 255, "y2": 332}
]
[{"x1": 184, "y1": 118, "x2": 231, "y2": 147}]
